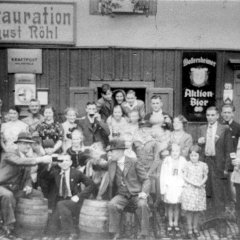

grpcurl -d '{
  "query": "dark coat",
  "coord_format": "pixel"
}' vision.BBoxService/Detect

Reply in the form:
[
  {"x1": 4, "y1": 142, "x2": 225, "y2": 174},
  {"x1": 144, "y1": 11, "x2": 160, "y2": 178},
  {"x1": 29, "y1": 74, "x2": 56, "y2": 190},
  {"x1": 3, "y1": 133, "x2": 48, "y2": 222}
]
[
  {"x1": 42, "y1": 166, "x2": 96, "y2": 200},
  {"x1": 199, "y1": 122, "x2": 233, "y2": 176},
  {"x1": 77, "y1": 116, "x2": 110, "y2": 147},
  {"x1": 108, "y1": 156, "x2": 150, "y2": 198},
  {"x1": 0, "y1": 150, "x2": 37, "y2": 191},
  {"x1": 96, "y1": 97, "x2": 114, "y2": 122}
]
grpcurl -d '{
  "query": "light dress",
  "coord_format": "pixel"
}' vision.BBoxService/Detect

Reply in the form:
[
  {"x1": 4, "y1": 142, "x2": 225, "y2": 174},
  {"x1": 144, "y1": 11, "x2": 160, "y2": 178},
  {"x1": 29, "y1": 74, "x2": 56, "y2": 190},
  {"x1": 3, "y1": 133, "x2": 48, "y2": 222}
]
[
  {"x1": 181, "y1": 161, "x2": 208, "y2": 211},
  {"x1": 160, "y1": 156, "x2": 187, "y2": 204}
]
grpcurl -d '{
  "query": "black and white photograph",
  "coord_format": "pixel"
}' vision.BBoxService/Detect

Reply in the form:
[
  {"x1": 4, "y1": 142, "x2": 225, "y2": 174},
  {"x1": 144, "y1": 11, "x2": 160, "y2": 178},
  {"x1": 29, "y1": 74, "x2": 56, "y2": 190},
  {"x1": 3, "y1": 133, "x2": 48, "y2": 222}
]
[{"x1": 0, "y1": 0, "x2": 240, "y2": 239}]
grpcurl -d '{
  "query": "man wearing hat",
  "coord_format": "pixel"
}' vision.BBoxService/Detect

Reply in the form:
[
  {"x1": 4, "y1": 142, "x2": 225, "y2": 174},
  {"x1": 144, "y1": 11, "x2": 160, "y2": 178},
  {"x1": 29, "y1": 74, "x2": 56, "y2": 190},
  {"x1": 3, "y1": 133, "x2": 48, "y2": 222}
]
[
  {"x1": 107, "y1": 140, "x2": 150, "y2": 240},
  {"x1": 0, "y1": 132, "x2": 51, "y2": 238}
]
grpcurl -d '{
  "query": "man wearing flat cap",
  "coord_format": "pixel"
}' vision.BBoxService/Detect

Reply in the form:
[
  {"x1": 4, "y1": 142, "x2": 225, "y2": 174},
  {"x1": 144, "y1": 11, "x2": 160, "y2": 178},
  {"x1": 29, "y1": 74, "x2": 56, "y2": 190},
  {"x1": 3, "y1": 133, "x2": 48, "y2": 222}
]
[
  {"x1": 0, "y1": 132, "x2": 51, "y2": 238},
  {"x1": 107, "y1": 140, "x2": 150, "y2": 240}
]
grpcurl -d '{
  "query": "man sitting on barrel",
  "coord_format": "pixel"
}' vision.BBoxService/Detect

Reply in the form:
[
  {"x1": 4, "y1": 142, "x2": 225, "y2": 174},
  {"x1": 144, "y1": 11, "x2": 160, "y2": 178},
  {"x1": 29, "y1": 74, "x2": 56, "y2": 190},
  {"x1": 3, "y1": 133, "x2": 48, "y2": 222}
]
[
  {"x1": 107, "y1": 139, "x2": 150, "y2": 240},
  {"x1": 45, "y1": 154, "x2": 96, "y2": 240},
  {"x1": 0, "y1": 132, "x2": 52, "y2": 238}
]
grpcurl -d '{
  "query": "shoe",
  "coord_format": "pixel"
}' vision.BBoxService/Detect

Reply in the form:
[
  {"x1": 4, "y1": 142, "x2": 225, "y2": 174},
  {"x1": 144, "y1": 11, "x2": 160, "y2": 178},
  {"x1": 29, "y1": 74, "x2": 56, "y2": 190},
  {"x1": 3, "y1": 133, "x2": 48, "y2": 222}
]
[
  {"x1": 174, "y1": 226, "x2": 181, "y2": 237},
  {"x1": 193, "y1": 229, "x2": 200, "y2": 238},
  {"x1": 111, "y1": 233, "x2": 121, "y2": 240},
  {"x1": 185, "y1": 232, "x2": 193, "y2": 239},
  {"x1": 167, "y1": 226, "x2": 173, "y2": 237},
  {"x1": 67, "y1": 234, "x2": 78, "y2": 240},
  {"x1": 137, "y1": 234, "x2": 147, "y2": 239}
]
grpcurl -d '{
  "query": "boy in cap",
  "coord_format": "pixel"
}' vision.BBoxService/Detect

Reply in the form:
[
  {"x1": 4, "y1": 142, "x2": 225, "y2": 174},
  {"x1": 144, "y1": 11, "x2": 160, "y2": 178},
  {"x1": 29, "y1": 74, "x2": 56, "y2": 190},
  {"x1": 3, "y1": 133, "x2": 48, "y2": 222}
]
[{"x1": 0, "y1": 132, "x2": 51, "y2": 238}]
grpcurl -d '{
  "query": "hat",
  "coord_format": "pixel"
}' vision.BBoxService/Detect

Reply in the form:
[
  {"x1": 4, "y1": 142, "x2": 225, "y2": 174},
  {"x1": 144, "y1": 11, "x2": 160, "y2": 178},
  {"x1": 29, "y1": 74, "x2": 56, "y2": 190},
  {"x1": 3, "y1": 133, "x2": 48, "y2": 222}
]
[
  {"x1": 106, "y1": 140, "x2": 127, "y2": 152},
  {"x1": 14, "y1": 132, "x2": 35, "y2": 144},
  {"x1": 139, "y1": 120, "x2": 152, "y2": 128}
]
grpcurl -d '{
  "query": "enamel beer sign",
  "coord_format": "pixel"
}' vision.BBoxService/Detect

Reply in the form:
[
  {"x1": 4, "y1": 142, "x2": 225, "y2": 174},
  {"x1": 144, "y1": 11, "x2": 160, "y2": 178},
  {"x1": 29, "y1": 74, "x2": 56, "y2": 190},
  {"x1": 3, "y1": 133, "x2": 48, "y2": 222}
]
[{"x1": 182, "y1": 52, "x2": 216, "y2": 122}]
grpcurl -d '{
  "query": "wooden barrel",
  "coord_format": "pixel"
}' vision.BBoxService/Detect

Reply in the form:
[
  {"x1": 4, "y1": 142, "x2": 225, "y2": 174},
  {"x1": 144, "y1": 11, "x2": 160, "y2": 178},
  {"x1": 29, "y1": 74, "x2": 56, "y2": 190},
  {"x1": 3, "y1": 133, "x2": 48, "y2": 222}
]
[
  {"x1": 79, "y1": 199, "x2": 109, "y2": 234},
  {"x1": 15, "y1": 198, "x2": 48, "y2": 235}
]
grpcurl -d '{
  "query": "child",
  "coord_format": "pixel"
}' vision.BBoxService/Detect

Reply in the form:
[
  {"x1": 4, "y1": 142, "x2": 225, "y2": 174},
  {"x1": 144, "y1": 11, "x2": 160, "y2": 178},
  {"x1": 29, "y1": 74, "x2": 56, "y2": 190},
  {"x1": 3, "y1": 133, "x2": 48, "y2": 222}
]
[
  {"x1": 121, "y1": 90, "x2": 145, "y2": 120},
  {"x1": 61, "y1": 107, "x2": 78, "y2": 153},
  {"x1": 125, "y1": 110, "x2": 140, "y2": 136},
  {"x1": 66, "y1": 129, "x2": 89, "y2": 172},
  {"x1": 160, "y1": 143, "x2": 187, "y2": 237},
  {"x1": 181, "y1": 145, "x2": 208, "y2": 239},
  {"x1": 106, "y1": 105, "x2": 128, "y2": 140}
]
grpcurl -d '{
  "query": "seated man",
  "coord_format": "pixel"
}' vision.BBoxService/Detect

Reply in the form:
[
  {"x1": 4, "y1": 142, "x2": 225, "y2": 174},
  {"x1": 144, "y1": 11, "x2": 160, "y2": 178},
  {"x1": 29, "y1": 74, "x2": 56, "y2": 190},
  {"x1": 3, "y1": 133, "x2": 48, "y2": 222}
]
[
  {"x1": 107, "y1": 140, "x2": 150, "y2": 240},
  {"x1": 46, "y1": 155, "x2": 96, "y2": 239},
  {"x1": 0, "y1": 132, "x2": 51, "y2": 238}
]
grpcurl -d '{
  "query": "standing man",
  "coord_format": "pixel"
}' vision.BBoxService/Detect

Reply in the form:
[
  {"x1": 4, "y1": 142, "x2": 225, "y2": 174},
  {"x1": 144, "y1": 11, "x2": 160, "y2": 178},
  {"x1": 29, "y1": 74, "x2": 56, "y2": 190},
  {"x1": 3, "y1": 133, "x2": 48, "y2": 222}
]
[
  {"x1": 97, "y1": 84, "x2": 115, "y2": 122},
  {"x1": 22, "y1": 99, "x2": 44, "y2": 134},
  {"x1": 78, "y1": 102, "x2": 110, "y2": 148},
  {"x1": 0, "y1": 132, "x2": 51, "y2": 238},
  {"x1": 198, "y1": 106, "x2": 233, "y2": 234},
  {"x1": 107, "y1": 140, "x2": 150, "y2": 240},
  {"x1": 221, "y1": 104, "x2": 240, "y2": 226},
  {"x1": 144, "y1": 95, "x2": 171, "y2": 126}
]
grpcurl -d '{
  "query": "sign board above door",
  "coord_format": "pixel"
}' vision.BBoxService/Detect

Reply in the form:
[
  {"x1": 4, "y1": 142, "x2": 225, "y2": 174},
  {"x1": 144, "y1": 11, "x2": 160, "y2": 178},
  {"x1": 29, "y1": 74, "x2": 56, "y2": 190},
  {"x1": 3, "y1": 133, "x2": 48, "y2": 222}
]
[{"x1": 0, "y1": 1, "x2": 76, "y2": 45}]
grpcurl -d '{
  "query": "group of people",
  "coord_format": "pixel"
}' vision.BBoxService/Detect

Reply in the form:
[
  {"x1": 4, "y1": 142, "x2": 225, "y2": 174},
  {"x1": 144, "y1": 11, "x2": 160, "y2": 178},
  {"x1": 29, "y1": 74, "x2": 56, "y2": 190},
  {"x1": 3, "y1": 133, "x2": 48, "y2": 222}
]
[{"x1": 0, "y1": 83, "x2": 240, "y2": 240}]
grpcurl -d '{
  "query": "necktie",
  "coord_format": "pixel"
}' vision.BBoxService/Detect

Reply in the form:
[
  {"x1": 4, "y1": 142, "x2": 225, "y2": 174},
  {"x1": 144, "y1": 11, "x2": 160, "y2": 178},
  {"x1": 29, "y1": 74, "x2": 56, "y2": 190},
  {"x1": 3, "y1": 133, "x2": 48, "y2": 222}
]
[{"x1": 61, "y1": 172, "x2": 68, "y2": 199}]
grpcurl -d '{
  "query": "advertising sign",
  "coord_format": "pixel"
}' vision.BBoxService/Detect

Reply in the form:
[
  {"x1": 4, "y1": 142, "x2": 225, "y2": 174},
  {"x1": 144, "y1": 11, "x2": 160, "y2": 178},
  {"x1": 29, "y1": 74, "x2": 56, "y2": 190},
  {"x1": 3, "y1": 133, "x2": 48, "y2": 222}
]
[
  {"x1": 182, "y1": 52, "x2": 216, "y2": 122},
  {"x1": 14, "y1": 73, "x2": 36, "y2": 105},
  {"x1": 0, "y1": 1, "x2": 76, "y2": 45},
  {"x1": 8, "y1": 49, "x2": 42, "y2": 73}
]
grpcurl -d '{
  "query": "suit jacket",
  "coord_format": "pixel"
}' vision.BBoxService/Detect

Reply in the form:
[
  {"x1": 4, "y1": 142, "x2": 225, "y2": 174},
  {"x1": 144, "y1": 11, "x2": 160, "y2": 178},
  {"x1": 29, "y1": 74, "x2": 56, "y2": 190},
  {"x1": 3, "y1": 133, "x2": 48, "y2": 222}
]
[
  {"x1": 198, "y1": 122, "x2": 233, "y2": 176},
  {"x1": 0, "y1": 150, "x2": 36, "y2": 190},
  {"x1": 228, "y1": 120, "x2": 240, "y2": 152},
  {"x1": 43, "y1": 166, "x2": 95, "y2": 200},
  {"x1": 78, "y1": 116, "x2": 110, "y2": 147},
  {"x1": 96, "y1": 97, "x2": 114, "y2": 122},
  {"x1": 108, "y1": 156, "x2": 150, "y2": 198}
]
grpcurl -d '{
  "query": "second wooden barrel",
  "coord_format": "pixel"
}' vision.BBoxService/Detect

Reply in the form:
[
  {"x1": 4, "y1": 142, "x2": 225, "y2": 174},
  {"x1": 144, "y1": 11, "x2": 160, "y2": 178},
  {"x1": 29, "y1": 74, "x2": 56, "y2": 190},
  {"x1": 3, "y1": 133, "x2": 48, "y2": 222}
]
[
  {"x1": 79, "y1": 199, "x2": 109, "y2": 233},
  {"x1": 16, "y1": 198, "x2": 48, "y2": 233}
]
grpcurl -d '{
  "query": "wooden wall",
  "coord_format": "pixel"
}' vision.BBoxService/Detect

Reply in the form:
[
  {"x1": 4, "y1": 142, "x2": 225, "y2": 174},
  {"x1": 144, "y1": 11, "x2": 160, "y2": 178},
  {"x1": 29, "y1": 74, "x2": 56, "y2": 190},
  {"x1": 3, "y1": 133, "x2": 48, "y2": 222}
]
[{"x1": 0, "y1": 47, "x2": 239, "y2": 141}]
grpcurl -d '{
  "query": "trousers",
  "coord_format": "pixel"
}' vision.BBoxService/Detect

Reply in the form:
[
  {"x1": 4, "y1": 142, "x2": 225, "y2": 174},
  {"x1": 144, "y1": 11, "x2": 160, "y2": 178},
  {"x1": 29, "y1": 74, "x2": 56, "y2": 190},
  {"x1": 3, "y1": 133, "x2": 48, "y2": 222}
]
[
  {"x1": 108, "y1": 194, "x2": 149, "y2": 236},
  {"x1": 0, "y1": 186, "x2": 43, "y2": 226}
]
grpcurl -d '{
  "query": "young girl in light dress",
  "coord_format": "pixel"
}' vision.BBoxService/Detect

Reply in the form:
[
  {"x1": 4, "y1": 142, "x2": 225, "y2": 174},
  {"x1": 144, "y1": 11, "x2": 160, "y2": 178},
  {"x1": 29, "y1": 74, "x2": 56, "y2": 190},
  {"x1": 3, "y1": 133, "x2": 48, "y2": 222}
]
[
  {"x1": 181, "y1": 145, "x2": 208, "y2": 239},
  {"x1": 160, "y1": 143, "x2": 187, "y2": 237}
]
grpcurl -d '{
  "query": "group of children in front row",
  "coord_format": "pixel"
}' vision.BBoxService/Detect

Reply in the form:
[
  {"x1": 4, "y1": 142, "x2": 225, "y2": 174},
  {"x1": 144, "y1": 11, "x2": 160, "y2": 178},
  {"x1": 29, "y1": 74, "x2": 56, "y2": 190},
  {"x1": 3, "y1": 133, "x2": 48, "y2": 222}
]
[{"x1": 161, "y1": 143, "x2": 208, "y2": 238}]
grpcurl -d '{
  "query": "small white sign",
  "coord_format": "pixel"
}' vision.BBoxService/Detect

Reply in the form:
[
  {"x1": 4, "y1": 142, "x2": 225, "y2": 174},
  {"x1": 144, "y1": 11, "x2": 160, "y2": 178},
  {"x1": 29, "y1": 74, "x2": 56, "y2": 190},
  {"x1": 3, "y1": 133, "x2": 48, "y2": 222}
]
[{"x1": 15, "y1": 84, "x2": 36, "y2": 105}]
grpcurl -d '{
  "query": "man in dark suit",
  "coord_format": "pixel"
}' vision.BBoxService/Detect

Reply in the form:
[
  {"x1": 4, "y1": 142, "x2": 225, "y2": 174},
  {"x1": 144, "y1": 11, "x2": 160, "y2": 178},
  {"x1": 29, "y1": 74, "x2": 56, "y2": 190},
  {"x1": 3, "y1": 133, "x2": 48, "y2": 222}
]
[
  {"x1": 46, "y1": 155, "x2": 95, "y2": 240},
  {"x1": 198, "y1": 106, "x2": 233, "y2": 234},
  {"x1": 78, "y1": 102, "x2": 110, "y2": 148},
  {"x1": 0, "y1": 132, "x2": 51, "y2": 238},
  {"x1": 107, "y1": 140, "x2": 150, "y2": 240},
  {"x1": 221, "y1": 104, "x2": 240, "y2": 225}
]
